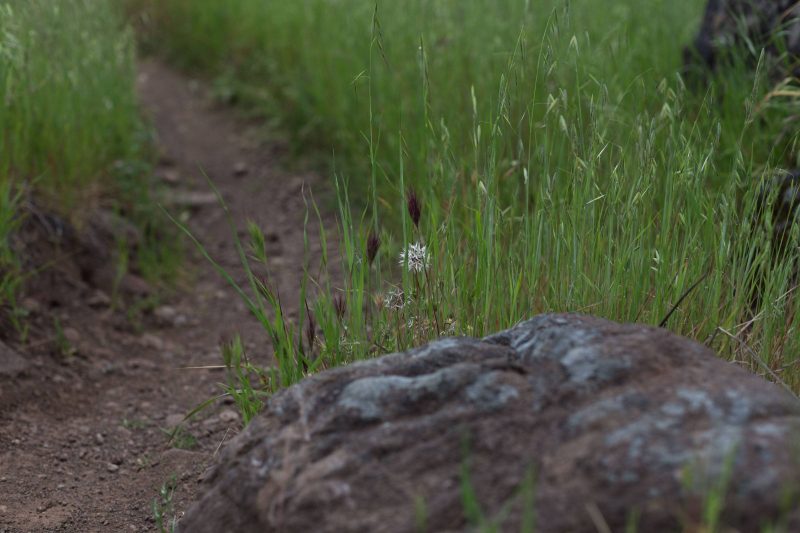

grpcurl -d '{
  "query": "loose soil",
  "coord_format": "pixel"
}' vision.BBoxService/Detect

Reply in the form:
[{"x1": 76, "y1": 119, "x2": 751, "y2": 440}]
[{"x1": 0, "y1": 60, "x2": 332, "y2": 532}]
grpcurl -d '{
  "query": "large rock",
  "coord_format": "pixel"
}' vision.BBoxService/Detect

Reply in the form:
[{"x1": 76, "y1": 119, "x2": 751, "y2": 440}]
[
  {"x1": 685, "y1": 0, "x2": 800, "y2": 76},
  {"x1": 180, "y1": 314, "x2": 800, "y2": 532}
]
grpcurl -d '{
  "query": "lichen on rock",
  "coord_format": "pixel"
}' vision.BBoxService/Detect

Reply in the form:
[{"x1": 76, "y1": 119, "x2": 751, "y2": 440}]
[{"x1": 180, "y1": 313, "x2": 800, "y2": 533}]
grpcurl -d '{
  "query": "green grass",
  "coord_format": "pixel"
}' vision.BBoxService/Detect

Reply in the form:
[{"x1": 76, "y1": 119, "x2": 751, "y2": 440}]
[
  {"x1": 0, "y1": 0, "x2": 145, "y2": 207},
  {"x1": 137, "y1": 5, "x2": 800, "y2": 528},
  {"x1": 152, "y1": 475, "x2": 178, "y2": 533},
  {"x1": 0, "y1": 0, "x2": 181, "y2": 324},
  {"x1": 142, "y1": 0, "x2": 800, "y2": 395}
]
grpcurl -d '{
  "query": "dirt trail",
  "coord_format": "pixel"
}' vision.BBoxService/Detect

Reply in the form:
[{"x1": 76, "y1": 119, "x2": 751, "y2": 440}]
[{"x1": 0, "y1": 60, "x2": 330, "y2": 532}]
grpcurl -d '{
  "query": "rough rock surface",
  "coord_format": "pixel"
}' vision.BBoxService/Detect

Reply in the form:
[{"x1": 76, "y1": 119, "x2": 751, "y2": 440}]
[
  {"x1": 758, "y1": 168, "x2": 800, "y2": 257},
  {"x1": 0, "y1": 340, "x2": 27, "y2": 378},
  {"x1": 685, "y1": 0, "x2": 800, "y2": 75},
  {"x1": 180, "y1": 314, "x2": 800, "y2": 533}
]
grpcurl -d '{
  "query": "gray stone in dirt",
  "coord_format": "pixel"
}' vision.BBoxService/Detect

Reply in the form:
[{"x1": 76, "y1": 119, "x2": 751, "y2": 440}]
[
  {"x1": 165, "y1": 414, "x2": 185, "y2": 428},
  {"x1": 218, "y1": 410, "x2": 240, "y2": 424},
  {"x1": 118, "y1": 273, "x2": 152, "y2": 298},
  {"x1": 126, "y1": 358, "x2": 157, "y2": 371},
  {"x1": 0, "y1": 340, "x2": 28, "y2": 378},
  {"x1": 87, "y1": 290, "x2": 111, "y2": 308},
  {"x1": 153, "y1": 305, "x2": 179, "y2": 326},
  {"x1": 20, "y1": 297, "x2": 41, "y2": 315},
  {"x1": 179, "y1": 314, "x2": 800, "y2": 533},
  {"x1": 160, "y1": 168, "x2": 181, "y2": 184},
  {"x1": 163, "y1": 190, "x2": 218, "y2": 209},
  {"x1": 62, "y1": 327, "x2": 81, "y2": 345},
  {"x1": 233, "y1": 162, "x2": 249, "y2": 177},
  {"x1": 140, "y1": 333, "x2": 165, "y2": 351}
]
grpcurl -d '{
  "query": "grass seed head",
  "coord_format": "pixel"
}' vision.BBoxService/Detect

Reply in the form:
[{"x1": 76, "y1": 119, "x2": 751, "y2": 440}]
[
  {"x1": 304, "y1": 300, "x2": 316, "y2": 354},
  {"x1": 367, "y1": 231, "x2": 380, "y2": 265},
  {"x1": 406, "y1": 188, "x2": 422, "y2": 228},
  {"x1": 333, "y1": 293, "x2": 347, "y2": 321}
]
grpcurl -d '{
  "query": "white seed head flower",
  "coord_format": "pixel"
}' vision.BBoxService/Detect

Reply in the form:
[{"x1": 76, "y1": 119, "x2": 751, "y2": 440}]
[
  {"x1": 398, "y1": 242, "x2": 429, "y2": 273},
  {"x1": 383, "y1": 288, "x2": 406, "y2": 310}
]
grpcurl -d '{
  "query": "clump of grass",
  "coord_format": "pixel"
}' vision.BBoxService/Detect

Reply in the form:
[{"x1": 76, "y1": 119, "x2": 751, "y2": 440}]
[
  {"x1": 219, "y1": 335, "x2": 269, "y2": 425},
  {"x1": 0, "y1": 0, "x2": 182, "y2": 325},
  {"x1": 149, "y1": 4, "x2": 800, "y2": 522},
  {"x1": 0, "y1": 0, "x2": 145, "y2": 208},
  {"x1": 142, "y1": 0, "x2": 799, "y2": 394},
  {"x1": 121, "y1": 417, "x2": 149, "y2": 430},
  {"x1": 162, "y1": 425, "x2": 197, "y2": 450},
  {"x1": 52, "y1": 316, "x2": 76, "y2": 358},
  {"x1": 152, "y1": 475, "x2": 178, "y2": 533},
  {"x1": 167, "y1": 177, "x2": 319, "y2": 419}
]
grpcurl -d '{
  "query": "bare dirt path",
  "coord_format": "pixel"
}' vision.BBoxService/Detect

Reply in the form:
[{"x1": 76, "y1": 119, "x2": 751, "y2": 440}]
[{"x1": 0, "y1": 60, "x2": 330, "y2": 532}]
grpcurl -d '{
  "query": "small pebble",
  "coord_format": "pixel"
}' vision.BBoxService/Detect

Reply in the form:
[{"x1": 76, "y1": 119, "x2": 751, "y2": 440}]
[
  {"x1": 153, "y1": 305, "x2": 178, "y2": 324},
  {"x1": 21, "y1": 298, "x2": 41, "y2": 314},
  {"x1": 87, "y1": 290, "x2": 111, "y2": 308},
  {"x1": 141, "y1": 333, "x2": 165, "y2": 351},
  {"x1": 219, "y1": 410, "x2": 240, "y2": 423},
  {"x1": 233, "y1": 162, "x2": 248, "y2": 176},
  {"x1": 160, "y1": 169, "x2": 180, "y2": 184},
  {"x1": 63, "y1": 327, "x2": 81, "y2": 344},
  {"x1": 127, "y1": 358, "x2": 156, "y2": 371},
  {"x1": 165, "y1": 414, "x2": 185, "y2": 428}
]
